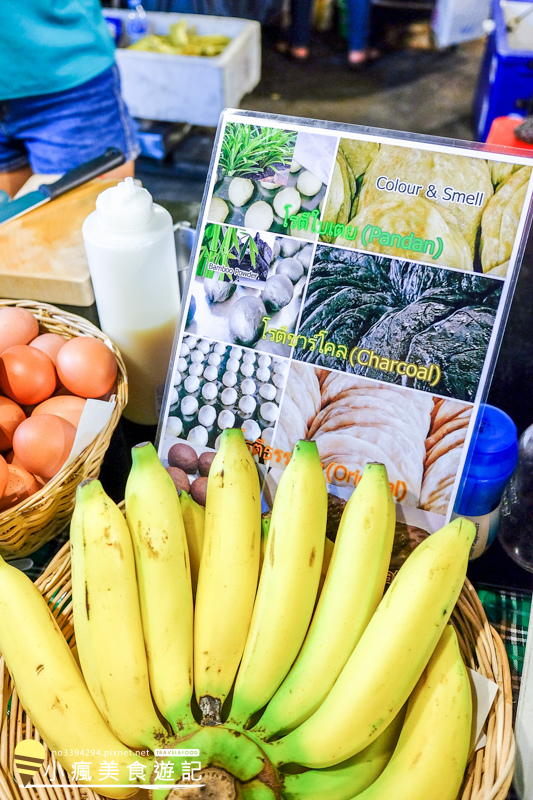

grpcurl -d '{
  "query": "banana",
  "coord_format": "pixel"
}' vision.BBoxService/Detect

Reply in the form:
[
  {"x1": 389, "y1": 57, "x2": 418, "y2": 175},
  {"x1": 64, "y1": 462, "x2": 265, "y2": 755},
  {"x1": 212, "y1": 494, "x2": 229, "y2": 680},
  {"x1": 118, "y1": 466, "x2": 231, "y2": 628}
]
[
  {"x1": 179, "y1": 489, "x2": 205, "y2": 596},
  {"x1": 70, "y1": 478, "x2": 167, "y2": 751},
  {"x1": 282, "y1": 707, "x2": 405, "y2": 800},
  {"x1": 229, "y1": 440, "x2": 328, "y2": 728},
  {"x1": 265, "y1": 517, "x2": 475, "y2": 768},
  {"x1": 125, "y1": 442, "x2": 195, "y2": 735},
  {"x1": 0, "y1": 555, "x2": 153, "y2": 799},
  {"x1": 353, "y1": 625, "x2": 472, "y2": 800},
  {"x1": 257, "y1": 462, "x2": 395, "y2": 738},
  {"x1": 194, "y1": 428, "x2": 262, "y2": 724}
]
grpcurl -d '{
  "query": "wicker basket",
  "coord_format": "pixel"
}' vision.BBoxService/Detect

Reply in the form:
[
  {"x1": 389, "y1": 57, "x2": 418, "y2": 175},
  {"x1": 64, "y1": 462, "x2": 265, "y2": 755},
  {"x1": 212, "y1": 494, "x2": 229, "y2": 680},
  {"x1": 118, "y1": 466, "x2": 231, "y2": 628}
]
[
  {"x1": 0, "y1": 299, "x2": 127, "y2": 559},
  {"x1": 0, "y1": 548, "x2": 516, "y2": 800}
]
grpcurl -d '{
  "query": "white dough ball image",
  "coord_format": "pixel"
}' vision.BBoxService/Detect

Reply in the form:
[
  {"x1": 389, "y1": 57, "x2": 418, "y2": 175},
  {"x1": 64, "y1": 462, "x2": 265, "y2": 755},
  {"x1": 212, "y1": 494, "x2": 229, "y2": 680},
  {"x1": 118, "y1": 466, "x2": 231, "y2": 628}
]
[
  {"x1": 221, "y1": 387, "x2": 238, "y2": 406},
  {"x1": 185, "y1": 335, "x2": 198, "y2": 347},
  {"x1": 218, "y1": 409, "x2": 235, "y2": 430},
  {"x1": 240, "y1": 362, "x2": 254, "y2": 377},
  {"x1": 166, "y1": 416, "x2": 183, "y2": 438},
  {"x1": 208, "y1": 196, "x2": 229, "y2": 223},
  {"x1": 276, "y1": 388, "x2": 283, "y2": 404},
  {"x1": 260, "y1": 402, "x2": 279, "y2": 422},
  {"x1": 289, "y1": 159, "x2": 301, "y2": 173},
  {"x1": 189, "y1": 363, "x2": 204, "y2": 377},
  {"x1": 242, "y1": 351, "x2": 256, "y2": 364},
  {"x1": 190, "y1": 349, "x2": 205, "y2": 363},
  {"x1": 274, "y1": 186, "x2": 301, "y2": 219},
  {"x1": 274, "y1": 360, "x2": 289, "y2": 375},
  {"x1": 184, "y1": 375, "x2": 200, "y2": 394},
  {"x1": 256, "y1": 367, "x2": 271, "y2": 383},
  {"x1": 244, "y1": 201, "x2": 274, "y2": 231},
  {"x1": 208, "y1": 352, "x2": 222, "y2": 367},
  {"x1": 202, "y1": 382, "x2": 218, "y2": 401},
  {"x1": 228, "y1": 177, "x2": 254, "y2": 207},
  {"x1": 272, "y1": 372, "x2": 286, "y2": 389},
  {"x1": 239, "y1": 395, "x2": 256, "y2": 415},
  {"x1": 226, "y1": 357, "x2": 240, "y2": 373},
  {"x1": 188, "y1": 425, "x2": 208, "y2": 446},
  {"x1": 259, "y1": 179, "x2": 278, "y2": 190},
  {"x1": 215, "y1": 434, "x2": 222, "y2": 449},
  {"x1": 177, "y1": 357, "x2": 188, "y2": 372},
  {"x1": 222, "y1": 371, "x2": 238, "y2": 387},
  {"x1": 174, "y1": 372, "x2": 182, "y2": 387},
  {"x1": 241, "y1": 378, "x2": 256, "y2": 395},
  {"x1": 259, "y1": 383, "x2": 276, "y2": 401},
  {"x1": 181, "y1": 396, "x2": 198, "y2": 416},
  {"x1": 296, "y1": 170, "x2": 323, "y2": 197},
  {"x1": 198, "y1": 404, "x2": 217, "y2": 427},
  {"x1": 198, "y1": 340, "x2": 211, "y2": 354},
  {"x1": 179, "y1": 342, "x2": 190, "y2": 358},
  {"x1": 262, "y1": 427, "x2": 275, "y2": 445},
  {"x1": 169, "y1": 386, "x2": 179, "y2": 405},
  {"x1": 230, "y1": 347, "x2": 243, "y2": 359},
  {"x1": 203, "y1": 365, "x2": 218, "y2": 382},
  {"x1": 258, "y1": 355, "x2": 271, "y2": 368},
  {"x1": 241, "y1": 419, "x2": 261, "y2": 442},
  {"x1": 214, "y1": 342, "x2": 227, "y2": 355}
]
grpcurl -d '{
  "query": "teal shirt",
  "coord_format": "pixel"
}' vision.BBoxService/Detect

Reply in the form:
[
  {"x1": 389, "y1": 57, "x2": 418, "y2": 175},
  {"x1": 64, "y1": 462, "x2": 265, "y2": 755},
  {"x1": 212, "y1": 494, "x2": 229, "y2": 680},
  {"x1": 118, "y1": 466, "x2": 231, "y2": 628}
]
[{"x1": 1, "y1": 1, "x2": 116, "y2": 99}]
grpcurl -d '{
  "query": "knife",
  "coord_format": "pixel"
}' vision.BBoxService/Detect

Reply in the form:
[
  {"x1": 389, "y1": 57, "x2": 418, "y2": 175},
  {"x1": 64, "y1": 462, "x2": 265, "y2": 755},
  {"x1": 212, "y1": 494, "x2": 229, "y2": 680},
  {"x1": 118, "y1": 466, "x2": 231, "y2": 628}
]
[{"x1": 0, "y1": 146, "x2": 126, "y2": 227}]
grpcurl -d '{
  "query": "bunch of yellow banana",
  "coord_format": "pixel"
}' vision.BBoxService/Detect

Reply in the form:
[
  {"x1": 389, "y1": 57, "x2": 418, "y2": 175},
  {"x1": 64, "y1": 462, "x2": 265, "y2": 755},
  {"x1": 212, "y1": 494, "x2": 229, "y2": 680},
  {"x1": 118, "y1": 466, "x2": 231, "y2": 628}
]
[{"x1": 0, "y1": 426, "x2": 478, "y2": 800}]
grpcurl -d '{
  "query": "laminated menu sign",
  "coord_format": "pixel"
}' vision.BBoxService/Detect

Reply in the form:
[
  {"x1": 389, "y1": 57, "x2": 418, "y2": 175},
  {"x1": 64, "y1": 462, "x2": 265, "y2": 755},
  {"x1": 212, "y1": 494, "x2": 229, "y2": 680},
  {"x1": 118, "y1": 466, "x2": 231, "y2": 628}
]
[{"x1": 157, "y1": 110, "x2": 533, "y2": 530}]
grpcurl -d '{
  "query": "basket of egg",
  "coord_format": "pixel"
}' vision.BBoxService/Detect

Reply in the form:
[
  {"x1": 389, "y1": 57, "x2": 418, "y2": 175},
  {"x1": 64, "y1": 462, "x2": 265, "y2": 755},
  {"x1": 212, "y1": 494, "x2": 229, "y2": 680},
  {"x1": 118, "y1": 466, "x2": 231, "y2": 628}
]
[{"x1": 0, "y1": 300, "x2": 127, "y2": 558}]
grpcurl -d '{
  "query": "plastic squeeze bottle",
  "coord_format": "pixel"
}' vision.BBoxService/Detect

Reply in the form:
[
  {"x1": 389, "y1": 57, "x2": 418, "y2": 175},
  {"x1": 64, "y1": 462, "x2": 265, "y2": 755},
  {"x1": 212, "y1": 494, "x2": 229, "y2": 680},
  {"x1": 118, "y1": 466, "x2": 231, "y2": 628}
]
[{"x1": 82, "y1": 178, "x2": 180, "y2": 426}]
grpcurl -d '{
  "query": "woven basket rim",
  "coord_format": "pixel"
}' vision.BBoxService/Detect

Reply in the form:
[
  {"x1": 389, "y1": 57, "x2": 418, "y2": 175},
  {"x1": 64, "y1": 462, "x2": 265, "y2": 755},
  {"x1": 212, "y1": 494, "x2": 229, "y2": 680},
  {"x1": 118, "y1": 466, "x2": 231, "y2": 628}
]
[
  {"x1": 0, "y1": 539, "x2": 516, "y2": 800},
  {"x1": 0, "y1": 299, "x2": 128, "y2": 558}
]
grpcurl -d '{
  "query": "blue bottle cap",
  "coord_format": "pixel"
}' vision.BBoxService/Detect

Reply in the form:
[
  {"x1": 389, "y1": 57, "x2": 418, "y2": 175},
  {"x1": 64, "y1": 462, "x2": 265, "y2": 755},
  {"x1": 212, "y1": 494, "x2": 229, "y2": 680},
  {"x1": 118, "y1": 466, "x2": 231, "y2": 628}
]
[{"x1": 455, "y1": 404, "x2": 518, "y2": 517}]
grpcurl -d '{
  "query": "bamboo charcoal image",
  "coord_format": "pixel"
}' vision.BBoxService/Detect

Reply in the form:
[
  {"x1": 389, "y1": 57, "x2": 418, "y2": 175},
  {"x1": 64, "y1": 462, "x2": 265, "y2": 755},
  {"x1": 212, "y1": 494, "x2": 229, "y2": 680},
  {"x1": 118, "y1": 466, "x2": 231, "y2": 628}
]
[
  {"x1": 291, "y1": 247, "x2": 503, "y2": 403},
  {"x1": 273, "y1": 362, "x2": 472, "y2": 513},
  {"x1": 210, "y1": 126, "x2": 337, "y2": 238},
  {"x1": 318, "y1": 139, "x2": 531, "y2": 276},
  {"x1": 196, "y1": 226, "x2": 278, "y2": 286},
  {"x1": 164, "y1": 337, "x2": 288, "y2": 452},
  {"x1": 186, "y1": 235, "x2": 313, "y2": 356}
]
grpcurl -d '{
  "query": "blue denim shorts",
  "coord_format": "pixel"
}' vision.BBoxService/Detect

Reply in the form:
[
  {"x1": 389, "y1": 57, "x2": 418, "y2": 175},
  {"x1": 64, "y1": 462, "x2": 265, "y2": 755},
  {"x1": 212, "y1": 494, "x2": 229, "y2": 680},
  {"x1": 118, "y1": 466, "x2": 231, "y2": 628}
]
[{"x1": 0, "y1": 65, "x2": 140, "y2": 174}]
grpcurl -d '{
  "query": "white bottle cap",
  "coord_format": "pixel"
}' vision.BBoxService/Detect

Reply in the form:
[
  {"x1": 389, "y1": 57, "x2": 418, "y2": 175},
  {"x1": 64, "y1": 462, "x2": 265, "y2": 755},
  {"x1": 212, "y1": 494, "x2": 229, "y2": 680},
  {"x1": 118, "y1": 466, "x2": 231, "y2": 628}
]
[{"x1": 95, "y1": 176, "x2": 154, "y2": 232}]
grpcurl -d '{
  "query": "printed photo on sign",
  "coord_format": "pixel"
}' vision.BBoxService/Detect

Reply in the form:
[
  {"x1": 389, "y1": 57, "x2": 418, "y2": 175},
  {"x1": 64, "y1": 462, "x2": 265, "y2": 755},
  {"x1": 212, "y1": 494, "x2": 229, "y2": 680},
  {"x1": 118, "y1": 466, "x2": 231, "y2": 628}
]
[
  {"x1": 290, "y1": 246, "x2": 503, "y2": 402},
  {"x1": 185, "y1": 236, "x2": 313, "y2": 357},
  {"x1": 209, "y1": 124, "x2": 337, "y2": 240},
  {"x1": 316, "y1": 140, "x2": 531, "y2": 276},
  {"x1": 272, "y1": 361, "x2": 472, "y2": 514},
  {"x1": 164, "y1": 336, "x2": 288, "y2": 452}
]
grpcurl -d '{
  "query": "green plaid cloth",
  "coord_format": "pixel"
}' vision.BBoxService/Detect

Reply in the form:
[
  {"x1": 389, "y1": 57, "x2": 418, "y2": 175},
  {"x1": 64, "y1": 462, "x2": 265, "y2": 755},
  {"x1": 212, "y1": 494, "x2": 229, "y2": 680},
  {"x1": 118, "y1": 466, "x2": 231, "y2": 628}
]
[{"x1": 475, "y1": 583, "x2": 531, "y2": 714}]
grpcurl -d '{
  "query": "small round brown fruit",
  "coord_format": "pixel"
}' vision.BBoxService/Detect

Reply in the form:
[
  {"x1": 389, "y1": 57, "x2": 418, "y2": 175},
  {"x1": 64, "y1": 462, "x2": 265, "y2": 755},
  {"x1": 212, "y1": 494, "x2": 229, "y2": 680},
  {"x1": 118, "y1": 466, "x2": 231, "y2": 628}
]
[
  {"x1": 191, "y1": 476, "x2": 208, "y2": 506},
  {"x1": 168, "y1": 442, "x2": 198, "y2": 474},
  {"x1": 166, "y1": 466, "x2": 191, "y2": 494},
  {"x1": 198, "y1": 451, "x2": 216, "y2": 477}
]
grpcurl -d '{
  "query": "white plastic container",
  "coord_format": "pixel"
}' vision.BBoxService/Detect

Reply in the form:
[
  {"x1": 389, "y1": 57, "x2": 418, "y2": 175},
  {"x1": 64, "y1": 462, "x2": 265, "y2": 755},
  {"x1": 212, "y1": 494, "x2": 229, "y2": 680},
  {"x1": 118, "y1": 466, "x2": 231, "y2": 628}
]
[
  {"x1": 82, "y1": 178, "x2": 180, "y2": 425},
  {"x1": 104, "y1": 10, "x2": 261, "y2": 126}
]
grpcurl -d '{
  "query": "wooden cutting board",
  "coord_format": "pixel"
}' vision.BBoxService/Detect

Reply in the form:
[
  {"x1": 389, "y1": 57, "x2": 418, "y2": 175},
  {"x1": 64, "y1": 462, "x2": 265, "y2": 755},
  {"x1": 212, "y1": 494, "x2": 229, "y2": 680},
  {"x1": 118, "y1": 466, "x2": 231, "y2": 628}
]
[{"x1": 0, "y1": 178, "x2": 119, "y2": 307}]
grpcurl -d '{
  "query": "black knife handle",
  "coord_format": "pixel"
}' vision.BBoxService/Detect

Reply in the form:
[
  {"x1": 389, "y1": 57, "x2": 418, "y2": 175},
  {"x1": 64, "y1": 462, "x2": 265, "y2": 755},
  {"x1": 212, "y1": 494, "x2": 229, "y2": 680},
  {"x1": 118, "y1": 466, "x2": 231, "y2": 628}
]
[{"x1": 40, "y1": 147, "x2": 126, "y2": 200}]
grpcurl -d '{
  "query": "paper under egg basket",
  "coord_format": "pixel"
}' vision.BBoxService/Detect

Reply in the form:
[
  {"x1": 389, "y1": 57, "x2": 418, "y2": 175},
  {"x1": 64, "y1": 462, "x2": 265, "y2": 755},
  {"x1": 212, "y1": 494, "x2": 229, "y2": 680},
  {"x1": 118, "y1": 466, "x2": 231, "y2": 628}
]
[
  {"x1": 0, "y1": 543, "x2": 515, "y2": 800},
  {"x1": 0, "y1": 299, "x2": 127, "y2": 559}
]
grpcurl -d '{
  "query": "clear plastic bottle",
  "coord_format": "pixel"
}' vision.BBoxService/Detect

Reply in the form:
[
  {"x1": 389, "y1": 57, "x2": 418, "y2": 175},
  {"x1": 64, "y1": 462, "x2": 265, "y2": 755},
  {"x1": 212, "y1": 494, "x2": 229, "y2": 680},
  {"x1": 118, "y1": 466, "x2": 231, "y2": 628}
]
[
  {"x1": 497, "y1": 423, "x2": 533, "y2": 572},
  {"x1": 125, "y1": 0, "x2": 148, "y2": 44},
  {"x1": 82, "y1": 178, "x2": 180, "y2": 426}
]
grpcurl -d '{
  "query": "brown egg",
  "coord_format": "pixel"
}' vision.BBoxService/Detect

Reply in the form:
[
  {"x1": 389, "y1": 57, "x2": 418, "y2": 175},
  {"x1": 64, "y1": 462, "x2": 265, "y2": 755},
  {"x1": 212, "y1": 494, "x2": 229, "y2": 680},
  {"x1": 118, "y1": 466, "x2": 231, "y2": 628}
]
[
  {"x1": 13, "y1": 414, "x2": 76, "y2": 480},
  {"x1": 0, "y1": 454, "x2": 8, "y2": 499},
  {"x1": 32, "y1": 395, "x2": 86, "y2": 428},
  {"x1": 0, "y1": 463, "x2": 41, "y2": 512},
  {"x1": 0, "y1": 345, "x2": 57, "y2": 406},
  {"x1": 0, "y1": 307, "x2": 39, "y2": 354},
  {"x1": 30, "y1": 332, "x2": 67, "y2": 365},
  {"x1": 56, "y1": 337, "x2": 117, "y2": 398},
  {"x1": 0, "y1": 396, "x2": 26, "y2": 452}
]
